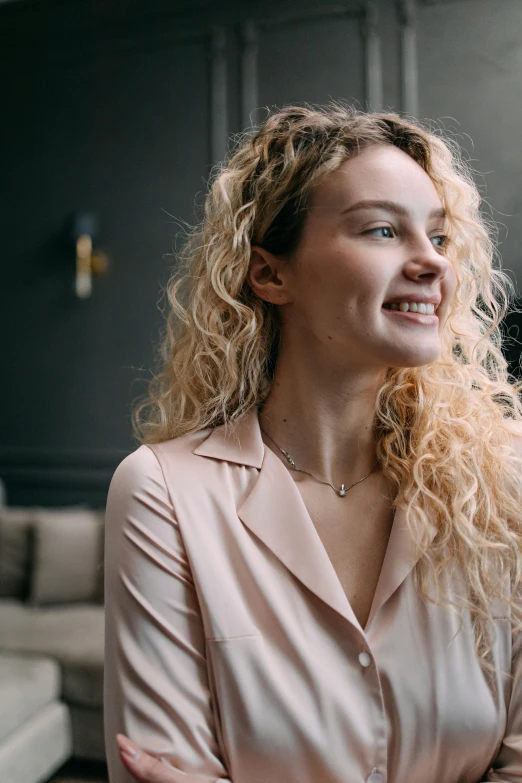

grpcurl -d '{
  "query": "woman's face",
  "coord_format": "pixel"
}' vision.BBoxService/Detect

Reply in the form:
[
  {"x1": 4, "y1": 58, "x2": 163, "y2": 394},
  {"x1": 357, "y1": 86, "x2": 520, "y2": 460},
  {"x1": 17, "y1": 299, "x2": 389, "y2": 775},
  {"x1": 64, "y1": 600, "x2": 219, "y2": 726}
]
[{"x1": 261, "y1": 143, "x2": 457, "y2": 371}]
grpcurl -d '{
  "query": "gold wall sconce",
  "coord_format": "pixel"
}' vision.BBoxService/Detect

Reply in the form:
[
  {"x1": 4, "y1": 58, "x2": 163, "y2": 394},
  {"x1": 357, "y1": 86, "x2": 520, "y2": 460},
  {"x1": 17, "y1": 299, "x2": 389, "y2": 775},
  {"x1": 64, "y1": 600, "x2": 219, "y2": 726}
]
[{"x1": 71, "y1": 212, "x2": 109, "y2": 299}]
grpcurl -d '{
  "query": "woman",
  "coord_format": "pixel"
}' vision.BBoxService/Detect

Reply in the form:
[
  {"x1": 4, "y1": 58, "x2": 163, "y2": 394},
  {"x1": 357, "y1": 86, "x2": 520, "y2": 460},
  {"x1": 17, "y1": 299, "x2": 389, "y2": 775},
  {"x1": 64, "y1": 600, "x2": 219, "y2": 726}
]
[{"x1": 103, "y1": 103, "x2": 522, "y2": 783}]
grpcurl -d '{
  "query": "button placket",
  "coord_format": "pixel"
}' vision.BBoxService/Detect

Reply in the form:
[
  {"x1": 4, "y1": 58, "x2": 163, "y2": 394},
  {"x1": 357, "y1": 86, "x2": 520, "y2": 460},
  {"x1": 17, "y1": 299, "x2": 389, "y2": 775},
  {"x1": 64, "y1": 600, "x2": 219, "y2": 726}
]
[{"x1": 352, "y1": 631, "x2": 387, "y2": 781}]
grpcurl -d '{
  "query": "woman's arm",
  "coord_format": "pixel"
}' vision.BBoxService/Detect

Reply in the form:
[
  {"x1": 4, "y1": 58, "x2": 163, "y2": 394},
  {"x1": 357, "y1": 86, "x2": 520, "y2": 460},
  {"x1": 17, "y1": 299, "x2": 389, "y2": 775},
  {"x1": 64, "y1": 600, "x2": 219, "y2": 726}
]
[{"x1": 103, "y1": 445, "x2": 232, "y2": 783}]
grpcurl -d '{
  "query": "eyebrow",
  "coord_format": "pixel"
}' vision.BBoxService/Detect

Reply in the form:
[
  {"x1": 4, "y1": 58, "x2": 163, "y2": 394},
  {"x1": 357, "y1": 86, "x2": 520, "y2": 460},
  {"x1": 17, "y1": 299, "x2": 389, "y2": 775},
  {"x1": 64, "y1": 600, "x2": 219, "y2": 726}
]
[{"x1": 340, "y1": 199, "x2": 446, "y2": 220}]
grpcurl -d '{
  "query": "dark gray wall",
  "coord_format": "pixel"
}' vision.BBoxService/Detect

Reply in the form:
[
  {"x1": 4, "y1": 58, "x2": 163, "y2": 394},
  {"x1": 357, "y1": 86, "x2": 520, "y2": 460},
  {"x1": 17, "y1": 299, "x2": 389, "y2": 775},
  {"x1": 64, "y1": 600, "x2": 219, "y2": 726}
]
[
  {"x1": 417, "y1": 0, "x2": 522, "y2": 285},
  {"x1": 1, "y1": 0, "x2": 521, "y2": 505}
]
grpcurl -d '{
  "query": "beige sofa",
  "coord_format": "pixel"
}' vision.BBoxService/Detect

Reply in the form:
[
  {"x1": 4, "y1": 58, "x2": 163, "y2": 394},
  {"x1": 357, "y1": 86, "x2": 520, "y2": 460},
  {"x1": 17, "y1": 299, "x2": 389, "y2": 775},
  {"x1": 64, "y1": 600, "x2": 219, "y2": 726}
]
[{"x1": 0, "y1": 503, "x2": 106, "y2": 783}]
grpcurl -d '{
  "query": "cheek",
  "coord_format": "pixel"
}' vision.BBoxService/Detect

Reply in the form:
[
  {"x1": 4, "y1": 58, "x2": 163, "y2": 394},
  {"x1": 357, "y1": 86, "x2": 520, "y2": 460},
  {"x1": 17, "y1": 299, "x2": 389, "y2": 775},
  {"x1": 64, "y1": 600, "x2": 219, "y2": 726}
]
[
  {"x1": 295, "y1": 247, "x2": 382, "y2": 318},
  {"x1": 300, "y1": 273, "x2": 343, "y2": 306}
]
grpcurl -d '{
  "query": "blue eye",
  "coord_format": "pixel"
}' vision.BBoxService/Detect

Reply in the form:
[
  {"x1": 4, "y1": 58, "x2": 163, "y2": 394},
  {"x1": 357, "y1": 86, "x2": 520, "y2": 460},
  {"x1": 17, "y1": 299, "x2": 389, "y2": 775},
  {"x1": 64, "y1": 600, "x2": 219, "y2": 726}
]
[
  {"x1": 431, "y1": 235, "x2": 448, "y2": 247},
  {"x1": 367, "y1": 227, "x2": 394, "y2": 238}
]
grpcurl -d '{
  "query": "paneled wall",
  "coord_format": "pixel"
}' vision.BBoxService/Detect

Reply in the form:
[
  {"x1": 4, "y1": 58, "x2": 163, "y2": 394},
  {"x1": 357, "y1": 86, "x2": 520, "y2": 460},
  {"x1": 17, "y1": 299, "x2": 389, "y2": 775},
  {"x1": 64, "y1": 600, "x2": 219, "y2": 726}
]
[
  {"x1": 416, "y1": 0, "x2": 522, "y2": 288},
  {"x1": 0, "y1": 0, "x2": 520, "y2": 505}
]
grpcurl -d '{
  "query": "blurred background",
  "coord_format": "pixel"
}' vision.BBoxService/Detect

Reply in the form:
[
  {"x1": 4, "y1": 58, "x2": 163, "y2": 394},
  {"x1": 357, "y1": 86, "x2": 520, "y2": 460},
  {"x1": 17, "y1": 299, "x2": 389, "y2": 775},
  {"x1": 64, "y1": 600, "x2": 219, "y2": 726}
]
[{"x1": 0, "y1": 0, "x2": 521, "y2": 781}]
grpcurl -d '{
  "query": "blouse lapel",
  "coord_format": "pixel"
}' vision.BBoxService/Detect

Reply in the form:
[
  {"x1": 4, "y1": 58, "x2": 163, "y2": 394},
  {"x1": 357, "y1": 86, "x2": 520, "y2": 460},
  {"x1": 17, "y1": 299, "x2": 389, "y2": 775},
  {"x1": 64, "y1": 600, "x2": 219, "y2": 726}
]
[
  {"x1": 237, "y1": 444, "x2": 358, "y2": 628},
  {"x1": 192, "y1": 406, "x2": 265, "y2": 468},
  {"x1": 193, "y1": 405, "x2": 439, "y2": 634},
  {"x1": 365, "y1": 504, "x2": 438, "y2": 630},
  {"x1": 194, "y1": 407, "x2": 357, "y2": 627}
]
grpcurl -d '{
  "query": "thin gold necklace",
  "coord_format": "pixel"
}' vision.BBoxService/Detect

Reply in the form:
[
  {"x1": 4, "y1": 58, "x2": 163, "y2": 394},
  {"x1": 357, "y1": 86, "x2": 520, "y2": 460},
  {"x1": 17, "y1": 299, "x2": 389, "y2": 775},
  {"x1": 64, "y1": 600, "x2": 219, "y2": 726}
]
[{"x1": 259, "y1": 425, "x2": 379, "y2": 498}]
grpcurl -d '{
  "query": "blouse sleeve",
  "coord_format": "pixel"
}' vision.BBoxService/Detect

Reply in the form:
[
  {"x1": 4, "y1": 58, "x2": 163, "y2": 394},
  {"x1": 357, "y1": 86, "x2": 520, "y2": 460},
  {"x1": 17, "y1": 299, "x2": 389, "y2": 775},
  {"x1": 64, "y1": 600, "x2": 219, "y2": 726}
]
[
  {"x1": 484, "y1": 427, "x2": 522, "y2": 781},
  {"x1": 484, "y1": 625, "x2": 522, "y2": 781},
  {"x1": 103, "y1": 445, "x2": 232, "y2": 783}
]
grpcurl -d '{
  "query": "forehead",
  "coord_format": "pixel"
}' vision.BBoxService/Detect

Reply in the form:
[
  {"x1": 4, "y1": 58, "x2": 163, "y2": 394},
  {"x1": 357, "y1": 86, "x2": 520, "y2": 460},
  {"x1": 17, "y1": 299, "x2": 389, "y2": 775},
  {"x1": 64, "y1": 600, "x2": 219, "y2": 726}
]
[{"x1": 309, "y1": 144, "x2": 442, "y2": 215}]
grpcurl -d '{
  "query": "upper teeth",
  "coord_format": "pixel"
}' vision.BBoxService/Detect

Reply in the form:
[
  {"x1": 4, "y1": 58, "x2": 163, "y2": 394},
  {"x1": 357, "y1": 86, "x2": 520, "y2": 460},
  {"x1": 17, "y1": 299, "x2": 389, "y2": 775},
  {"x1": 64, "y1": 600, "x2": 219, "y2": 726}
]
[{"x1": 389, "y1": 302, "x2": 436, "y2": 314}]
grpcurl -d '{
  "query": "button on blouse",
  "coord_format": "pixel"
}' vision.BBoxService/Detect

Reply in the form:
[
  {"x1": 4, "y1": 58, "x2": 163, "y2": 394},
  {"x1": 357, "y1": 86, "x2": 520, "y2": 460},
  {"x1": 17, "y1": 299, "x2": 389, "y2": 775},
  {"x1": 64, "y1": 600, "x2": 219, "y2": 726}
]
[{"x1": 359, "y1": 651, "x2": 372, "y2": 667}]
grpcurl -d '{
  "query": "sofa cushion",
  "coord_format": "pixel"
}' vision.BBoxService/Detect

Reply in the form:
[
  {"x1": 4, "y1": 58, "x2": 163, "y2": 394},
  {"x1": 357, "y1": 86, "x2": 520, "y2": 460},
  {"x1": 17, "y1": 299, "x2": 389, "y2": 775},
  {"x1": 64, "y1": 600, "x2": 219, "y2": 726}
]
[
  {"x1": 28, "y1": 509, "x2": 104, "y2": 606},
  {"x1": 0, "y1": 700, "x2": 71, "y2": 783},
  {"x1": 0, "y1": 652, "x2": 61, "y2": 745},
  {"x1": 0, "y1": 505, "x2": 93, "y2": 601},
  {"x1": 0, "y1": 599, "x2": 104, "y2": 707},
  {"x1": 0, "y1": 507, "x2": 37, "y2": 599}
]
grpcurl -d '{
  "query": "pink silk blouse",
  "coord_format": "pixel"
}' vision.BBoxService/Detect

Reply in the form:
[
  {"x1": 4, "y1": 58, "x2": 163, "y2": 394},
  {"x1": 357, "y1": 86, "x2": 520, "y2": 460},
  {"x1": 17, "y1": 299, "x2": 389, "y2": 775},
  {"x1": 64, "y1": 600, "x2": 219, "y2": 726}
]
[{"x1": 103, "y1": 405, "x2": 522, "y2": 783}]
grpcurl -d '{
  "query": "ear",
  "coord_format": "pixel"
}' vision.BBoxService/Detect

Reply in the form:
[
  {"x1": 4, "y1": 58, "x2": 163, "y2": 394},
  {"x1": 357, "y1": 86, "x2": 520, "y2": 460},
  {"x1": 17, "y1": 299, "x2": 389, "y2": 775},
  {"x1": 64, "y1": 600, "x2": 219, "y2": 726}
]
[{"x1": 247, "y1": 245, "x2": 294, "y2": 305}]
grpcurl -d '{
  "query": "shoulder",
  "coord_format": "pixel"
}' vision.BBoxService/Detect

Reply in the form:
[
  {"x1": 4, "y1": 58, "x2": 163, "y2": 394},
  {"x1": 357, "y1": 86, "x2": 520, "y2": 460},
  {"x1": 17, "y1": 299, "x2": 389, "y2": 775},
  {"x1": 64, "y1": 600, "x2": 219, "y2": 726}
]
[
  {"x1": 108, "y1": 444, "x2": 163, "y2": 498},
  {"x1": 111, "y1": 429, "x2": 212, "y2": 484},
  {"x1": 106, "y1": 446, "x2": 182, "y2": 545},
  {"x1": 107, "y1": 428, "x2": 215, "y2": 508},
  {"x1": 104, "y1": 447, "x2": 192, "y2": 584},
  {"x1": 105, "y1": 446, "x2": 172, "y2": 530}
]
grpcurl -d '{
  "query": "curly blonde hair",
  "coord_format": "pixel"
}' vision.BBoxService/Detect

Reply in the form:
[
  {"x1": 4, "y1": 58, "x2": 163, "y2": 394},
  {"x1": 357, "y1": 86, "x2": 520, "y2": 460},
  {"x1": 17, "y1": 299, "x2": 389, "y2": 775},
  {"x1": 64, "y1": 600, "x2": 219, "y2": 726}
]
[{"x1": 132, "y1": 101, "x2": 522, "y2": 685}]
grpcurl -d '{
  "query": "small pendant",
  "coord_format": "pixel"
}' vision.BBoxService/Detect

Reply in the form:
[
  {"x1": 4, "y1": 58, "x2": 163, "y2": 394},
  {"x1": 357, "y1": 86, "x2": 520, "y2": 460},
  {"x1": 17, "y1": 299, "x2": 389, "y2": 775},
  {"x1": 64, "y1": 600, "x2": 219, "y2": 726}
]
[
  {"x1": 338, "y1": 485, "x2": 347, "y2": 497},
  {"x1": 283, "y1": 451, "x2": 297, "y2": 468}
]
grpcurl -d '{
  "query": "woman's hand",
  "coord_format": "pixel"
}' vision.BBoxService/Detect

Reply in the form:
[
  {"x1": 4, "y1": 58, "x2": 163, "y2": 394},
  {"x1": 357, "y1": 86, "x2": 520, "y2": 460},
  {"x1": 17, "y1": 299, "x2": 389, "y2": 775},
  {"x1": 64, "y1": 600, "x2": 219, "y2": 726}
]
[{"x1": 116, "y1": 734, "x2": 200, "y2": 783}]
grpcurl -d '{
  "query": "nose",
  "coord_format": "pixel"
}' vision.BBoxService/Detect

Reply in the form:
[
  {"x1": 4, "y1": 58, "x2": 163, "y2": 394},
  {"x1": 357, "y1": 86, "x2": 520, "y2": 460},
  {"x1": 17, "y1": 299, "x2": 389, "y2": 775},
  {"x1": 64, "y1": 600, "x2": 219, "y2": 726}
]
[{"x1": 405, "y1": 233, "x2": 451, "y2": 282}]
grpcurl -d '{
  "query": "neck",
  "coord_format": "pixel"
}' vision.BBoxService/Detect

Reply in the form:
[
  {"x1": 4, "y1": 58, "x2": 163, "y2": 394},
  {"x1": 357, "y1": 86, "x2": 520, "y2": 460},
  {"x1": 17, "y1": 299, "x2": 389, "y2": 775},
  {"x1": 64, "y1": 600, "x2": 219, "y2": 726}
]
[{"x1": 258, "y1": 344, "x2": 386, "y2": 488}]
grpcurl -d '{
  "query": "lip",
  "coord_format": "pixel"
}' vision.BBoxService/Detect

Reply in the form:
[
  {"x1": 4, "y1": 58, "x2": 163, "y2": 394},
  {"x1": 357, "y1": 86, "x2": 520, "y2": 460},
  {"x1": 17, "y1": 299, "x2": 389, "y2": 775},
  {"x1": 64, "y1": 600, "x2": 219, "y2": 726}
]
[{"x1": 381, "y1": 306, "x2": 439, "y2": 325}]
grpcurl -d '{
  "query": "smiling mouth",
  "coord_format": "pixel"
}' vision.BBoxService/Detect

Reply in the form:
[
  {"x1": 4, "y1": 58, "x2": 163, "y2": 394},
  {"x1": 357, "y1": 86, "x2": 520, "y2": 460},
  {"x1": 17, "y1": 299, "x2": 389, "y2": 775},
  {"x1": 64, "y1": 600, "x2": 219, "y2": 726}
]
[
  {"x1": 382, "y1": 302, "x2": 438, "y2": 315},
  {"x1": 381, "y1": 305, "x2": 438, "y2": 324}
]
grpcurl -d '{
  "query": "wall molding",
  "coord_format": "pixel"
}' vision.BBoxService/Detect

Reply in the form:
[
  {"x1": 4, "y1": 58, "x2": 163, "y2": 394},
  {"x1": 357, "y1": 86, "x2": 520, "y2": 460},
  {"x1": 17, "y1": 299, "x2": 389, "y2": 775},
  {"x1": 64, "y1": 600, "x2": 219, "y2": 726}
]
[
  {"x1": 240, "y1": 21, "x2": 259, "y2": 131},
  {"x1": 209, "y1": 26, "x2": 229, "y2": 163},
  {"x1": 0, "y1": 0, "x2": 221, "y2": 66},
  {"x1": 255, "y1": 4, "x2": 362, "y2": 30},
  {"x1": 0, "y1": 20, "x2": 208, "y2": 74},
  {"x1": 0, "y1": 445, "x2": 128, "y2": 467},
  {"x1": 0, "y1": 446, "x2": 128, "y2": 489},
  {"x1": 1, "y1": 467, "x2": 115, "y2": 490},
  {"x1": 239, "y1": 3, "x2": 383, "y2": 129},
  {"x1": 397, "y1": 0, "x2": 418, "y2": 117},
  {"x1": 419, "y1": 0, "x2": 477, "y2": 4},
  {"x1": 363, "y1": 0, "x2": 383, "y2": 111},
  {"x1": 2, "y1": 16, "x2": 228, "y2": 174}
]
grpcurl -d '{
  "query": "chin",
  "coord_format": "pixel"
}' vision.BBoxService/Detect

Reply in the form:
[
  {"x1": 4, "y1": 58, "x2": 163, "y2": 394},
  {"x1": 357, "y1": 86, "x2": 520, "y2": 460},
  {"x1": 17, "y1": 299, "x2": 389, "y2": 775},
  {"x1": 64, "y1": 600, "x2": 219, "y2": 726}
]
[
  {"x1": 384, "y1": 344, "x2": 441, "y2": 369},
  {"x1": 396, "y1": 352, "x2": 440, "y2": 369}
]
